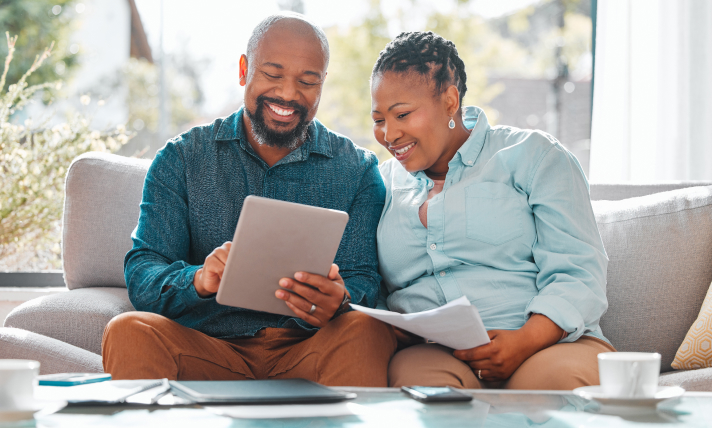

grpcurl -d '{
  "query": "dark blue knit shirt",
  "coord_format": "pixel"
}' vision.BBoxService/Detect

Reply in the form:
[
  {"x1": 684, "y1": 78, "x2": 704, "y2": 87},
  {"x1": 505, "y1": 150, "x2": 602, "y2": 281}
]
[{"x1": 124, "y1": 107, "x2": 385, "y2": 338}]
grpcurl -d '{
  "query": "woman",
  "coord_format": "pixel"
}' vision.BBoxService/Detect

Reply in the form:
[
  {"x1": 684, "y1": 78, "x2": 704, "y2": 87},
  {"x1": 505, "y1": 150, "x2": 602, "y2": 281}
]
[{"x1": 371, "y1": 31, "x2": 615, "y2": 390}]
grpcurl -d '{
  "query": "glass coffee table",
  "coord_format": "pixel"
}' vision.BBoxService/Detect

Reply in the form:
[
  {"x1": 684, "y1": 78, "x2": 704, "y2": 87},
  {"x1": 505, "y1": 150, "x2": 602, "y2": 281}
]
[{"x1": 29, "y1": 387, "x2": 712, "y2": 427}]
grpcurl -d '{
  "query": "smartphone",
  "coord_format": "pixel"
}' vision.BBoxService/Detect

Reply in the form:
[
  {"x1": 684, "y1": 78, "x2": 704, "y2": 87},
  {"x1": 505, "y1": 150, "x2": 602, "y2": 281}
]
[
  {"x1": 37, "y1": 373, "x2": 112, "y2": 386},
  {"x1": 401, "y1": 386, "x2": 473, "y2": 403}
]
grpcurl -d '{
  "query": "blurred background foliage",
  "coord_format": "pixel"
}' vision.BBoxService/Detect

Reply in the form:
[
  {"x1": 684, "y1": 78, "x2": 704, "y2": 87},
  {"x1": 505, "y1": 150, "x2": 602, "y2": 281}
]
[
  {"x1": 93, "y1": 54, "x2": 203, "y2": 156},
  {"x1": 0, "y1": 0, "x2": 80, "y2": 101},
  {"x1": 317, "y1": 0, "x2": 591, "y2": 157},
  {"x1": 0, "y1": 33, "x2": 130, "y2": 270}
]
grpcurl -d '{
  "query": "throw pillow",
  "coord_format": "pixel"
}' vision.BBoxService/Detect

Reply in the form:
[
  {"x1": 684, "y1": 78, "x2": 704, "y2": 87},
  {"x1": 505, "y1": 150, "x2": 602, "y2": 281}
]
[{"x1": 672, "y1": 280, "x2": 712, "y2": 370}]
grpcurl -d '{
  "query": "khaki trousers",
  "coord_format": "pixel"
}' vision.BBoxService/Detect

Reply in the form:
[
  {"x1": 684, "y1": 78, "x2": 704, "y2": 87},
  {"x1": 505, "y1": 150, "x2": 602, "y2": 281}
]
[
  {"x1": 102, "y1": 311, "x2": 397, "y2": 386},
  {"x1": 388, "y1": 336, "x2": 616, "y2": 390}
]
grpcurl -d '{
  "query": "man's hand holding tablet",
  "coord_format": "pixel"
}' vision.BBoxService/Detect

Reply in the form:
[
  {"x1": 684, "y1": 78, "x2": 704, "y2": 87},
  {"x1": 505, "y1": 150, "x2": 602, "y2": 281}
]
[
  {"x1": 276, "y1": 264, "x2": 351, "y2": 328},
  {"x1": 193, "y1": 242, "x2": 350, "y2": 328}
]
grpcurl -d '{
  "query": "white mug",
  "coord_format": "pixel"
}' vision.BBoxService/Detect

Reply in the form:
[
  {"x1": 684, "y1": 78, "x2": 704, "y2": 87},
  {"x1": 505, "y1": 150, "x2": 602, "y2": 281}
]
[
  {"x1": 0, "y1": 360, "x2": 40, "y2": 412},
  {"x1": 598, "y1": 352, "x2": 660, "y2": 398}
]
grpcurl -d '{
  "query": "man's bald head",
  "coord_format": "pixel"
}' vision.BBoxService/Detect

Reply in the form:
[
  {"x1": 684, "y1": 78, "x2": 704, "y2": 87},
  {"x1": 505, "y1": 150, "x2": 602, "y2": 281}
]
[{"x1": 246, "y1": 12, "x2": 330, "y2": 67}]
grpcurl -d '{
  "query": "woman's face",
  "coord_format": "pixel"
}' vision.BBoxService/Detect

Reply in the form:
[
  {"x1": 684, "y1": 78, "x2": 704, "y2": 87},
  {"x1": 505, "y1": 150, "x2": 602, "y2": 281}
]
[{"x1": 371, "y1": 71, "x2": 454, "y2": 173}]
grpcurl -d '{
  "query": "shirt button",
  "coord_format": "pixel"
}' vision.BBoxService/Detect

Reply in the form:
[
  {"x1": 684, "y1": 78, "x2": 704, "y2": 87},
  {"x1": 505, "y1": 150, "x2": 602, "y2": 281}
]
[
  {"x1": 467, "y1": 160, "x2": 474, "y2": 165},
  {"x1": 430, "y1": 243, "x2": 437, "y2": 250},
  {"x1": 439, "y1": 271, "x2": 446, "y2": 277}
]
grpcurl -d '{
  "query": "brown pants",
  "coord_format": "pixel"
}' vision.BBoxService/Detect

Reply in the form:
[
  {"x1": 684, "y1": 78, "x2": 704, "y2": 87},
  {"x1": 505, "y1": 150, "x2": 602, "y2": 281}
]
[
  {"x1": 388, "y1": 336, "x2": 616, "y2": 390},
  {"x1": 102, "y1": 311, "x2": 397, "y2": 386}
]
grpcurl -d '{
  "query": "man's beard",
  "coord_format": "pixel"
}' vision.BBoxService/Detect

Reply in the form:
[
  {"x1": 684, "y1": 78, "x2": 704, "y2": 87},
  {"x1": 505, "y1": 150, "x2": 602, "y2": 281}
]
[{"x1": 244, "y1": 95, "x2": 310, "y2": 150}]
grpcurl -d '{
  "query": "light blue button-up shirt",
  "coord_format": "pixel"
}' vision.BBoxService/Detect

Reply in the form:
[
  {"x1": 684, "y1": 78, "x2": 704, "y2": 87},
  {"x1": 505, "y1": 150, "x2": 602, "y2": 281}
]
[{"x1": 377, "y1": 106, "x2": 609, "y2": 343}]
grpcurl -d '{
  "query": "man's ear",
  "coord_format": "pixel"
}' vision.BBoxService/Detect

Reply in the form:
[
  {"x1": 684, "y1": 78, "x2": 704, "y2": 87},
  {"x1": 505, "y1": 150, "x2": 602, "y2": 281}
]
[
  {"x1": 444, "y1": 85, "x2": 461, "y2": 117},
  {"x1": 239, "y1": 54, "x2": 248, "y2": 87}
]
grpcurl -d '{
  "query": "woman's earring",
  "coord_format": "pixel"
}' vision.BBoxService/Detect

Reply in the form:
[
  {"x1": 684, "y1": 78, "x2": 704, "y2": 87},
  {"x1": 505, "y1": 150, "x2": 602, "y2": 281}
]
[{"x1": 448, "y1": 117, "x2": 455, "y2": 129}]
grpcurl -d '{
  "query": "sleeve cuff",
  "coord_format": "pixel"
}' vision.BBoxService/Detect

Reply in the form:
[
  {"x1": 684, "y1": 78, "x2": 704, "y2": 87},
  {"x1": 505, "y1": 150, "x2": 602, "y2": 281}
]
[
  {"x1": 176, "y1": 265, "x2": 214, "y2": 308},
  {"x1": 525, "y1": 295, "x2": 585, "y2": 343}
]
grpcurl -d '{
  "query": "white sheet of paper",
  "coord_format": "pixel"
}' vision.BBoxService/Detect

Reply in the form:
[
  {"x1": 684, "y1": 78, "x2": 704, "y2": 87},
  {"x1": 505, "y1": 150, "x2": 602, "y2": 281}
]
[
  {"x1": 205, "y1": 402, "x2": 365, "y2": 419},
  {"x1": 350, "y1": 296, "x2": 490, "y2": 350},
  {"x1": 35, "y1": 380, "x2": 162, "y2": 404}
]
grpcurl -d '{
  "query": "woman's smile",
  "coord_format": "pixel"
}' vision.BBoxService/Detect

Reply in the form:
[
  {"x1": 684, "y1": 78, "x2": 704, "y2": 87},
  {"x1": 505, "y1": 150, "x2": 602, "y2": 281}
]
[{"x1": 390, "y1": 141, "x2": 417, "y2": 161}]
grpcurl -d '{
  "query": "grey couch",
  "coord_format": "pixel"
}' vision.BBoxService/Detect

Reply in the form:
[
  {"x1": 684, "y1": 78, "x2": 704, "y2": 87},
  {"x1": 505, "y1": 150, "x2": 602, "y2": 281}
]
[{"x1": 3, "y1": 152, "x2": 712, "y2": 390}]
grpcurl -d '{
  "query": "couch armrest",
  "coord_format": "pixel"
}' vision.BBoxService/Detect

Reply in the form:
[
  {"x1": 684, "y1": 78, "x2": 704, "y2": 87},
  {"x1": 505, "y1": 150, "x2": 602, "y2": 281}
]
[
  {"x1": 3, "y1": 287, "x2": 135, "y2": 355},
  {"x1": 0, "y1": 327, "x2": 103, "y2": 374}
]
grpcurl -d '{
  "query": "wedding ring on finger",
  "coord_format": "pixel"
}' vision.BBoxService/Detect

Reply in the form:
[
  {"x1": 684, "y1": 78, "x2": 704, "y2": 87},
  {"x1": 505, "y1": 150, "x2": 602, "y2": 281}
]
[
  {"x1": 309, "y1": 304, "x2": 317, "y2": 315},
  {"x1": 478, "y1": 369, "x2": 482, "y2": 380}
]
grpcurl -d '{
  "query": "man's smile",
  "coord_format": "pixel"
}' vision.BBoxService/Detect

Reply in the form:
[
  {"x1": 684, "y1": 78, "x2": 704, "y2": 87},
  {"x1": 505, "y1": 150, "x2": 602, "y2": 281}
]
[{"x1": 265, "y1": 101, "x2": 298, "y2": 123}]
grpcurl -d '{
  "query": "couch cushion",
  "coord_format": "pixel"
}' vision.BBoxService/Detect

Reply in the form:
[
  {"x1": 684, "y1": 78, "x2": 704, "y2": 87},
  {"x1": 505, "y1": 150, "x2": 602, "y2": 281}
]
[
  {"x1": 3, "y1": 287, "x2": 135, "y2": 355},
  {"x1": 63, "y1": 152, "x2": 150, "y2": 289},
  {"x1": 0, "y1": 327, "x2": 103, "y2": 374},
  {"x1": 659, "y1": 368, "x2": 712, "y2": 392},
  {"x1": 590, "y1": 182, "x2": 712, "y2": 201},
  {"x1": 594, "y1": 185, "x2": 712, "y2": 372}
]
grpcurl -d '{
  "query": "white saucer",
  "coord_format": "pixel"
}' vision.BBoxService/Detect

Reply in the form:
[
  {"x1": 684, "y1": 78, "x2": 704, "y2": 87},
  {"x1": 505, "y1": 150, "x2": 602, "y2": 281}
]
[
  {"x1": 573, "y1": 386, "x2": 685, "y2": 408},
  {"x1": 0, "y1": 400, "x2": 67, "y2": 423}
]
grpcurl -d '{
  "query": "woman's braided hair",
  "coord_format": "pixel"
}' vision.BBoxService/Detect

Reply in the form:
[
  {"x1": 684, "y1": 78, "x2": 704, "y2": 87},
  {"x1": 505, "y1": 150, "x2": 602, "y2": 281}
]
[{"x1": 372, "y1": 31, "x2": 467, "y2": 104}]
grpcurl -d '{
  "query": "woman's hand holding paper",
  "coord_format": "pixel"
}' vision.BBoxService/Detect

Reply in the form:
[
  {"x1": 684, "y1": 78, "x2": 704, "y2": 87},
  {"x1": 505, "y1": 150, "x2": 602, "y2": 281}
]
[{"x1": 452, "y1": 314, "x2": 564, "y2": 382}]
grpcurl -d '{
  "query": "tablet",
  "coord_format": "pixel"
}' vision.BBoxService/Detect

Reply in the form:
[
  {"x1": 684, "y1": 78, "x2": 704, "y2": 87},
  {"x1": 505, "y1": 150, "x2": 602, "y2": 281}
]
[
  {"x1": 216, "y1": 195, "x2": 349, "y2": 316},
  {"x1": 169, "y1": 379, "x2": 356, "y2": 404}
]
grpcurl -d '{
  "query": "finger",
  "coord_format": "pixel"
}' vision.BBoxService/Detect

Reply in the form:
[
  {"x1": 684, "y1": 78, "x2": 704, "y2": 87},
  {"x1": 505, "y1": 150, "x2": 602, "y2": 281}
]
[
  {"x1": 467, "y1": 360, "x2": 501, "y2": 381},
  {"x1": 203, "y1": 259, "x2": 226, "y2": 285},
  {"x1": 284, "y1": 301, "x2": 324, "y2": 328},
  {"x1": 467, "y1": 359, "x2": 493, "y2": 372},
  {"x1": 278, "y1": 278, "x2": 330, "y2": 307},
  {"x1": 294, "y1": 271, "x2": 340, "y2": 295},
  {"x1": 275, "y1": 287, "x2": 323, "y2": 315},
  {"x1": 209, "y1": 248, "x2": 230, "y2": 266},
  {"x1": 327, "y1": 264, "x2": 340, "y2": 280},
  {"x1": 453, "y1": 343, "x2": 494, "y2": 361},
  {"x1": 200, "y1": 270, "x2": 221, "y2": 294},
  {"x1": 472, "y1": 367, "x2": 498, "y2": 382},
  {"x1": 282, "y1": 277, "x2": 342, "y2": 308}
]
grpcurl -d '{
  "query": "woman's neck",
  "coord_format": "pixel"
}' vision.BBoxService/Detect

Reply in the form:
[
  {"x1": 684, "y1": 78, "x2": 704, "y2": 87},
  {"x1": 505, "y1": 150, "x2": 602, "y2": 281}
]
[{"x1": 424, "y1": 123, "x2": 472, "y2": 180}]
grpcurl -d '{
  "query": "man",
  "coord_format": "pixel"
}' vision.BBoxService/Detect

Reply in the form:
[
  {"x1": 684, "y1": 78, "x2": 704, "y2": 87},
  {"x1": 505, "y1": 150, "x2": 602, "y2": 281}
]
[{"x1": 102, "y1": 13, "x2": 396, "y2": 386}]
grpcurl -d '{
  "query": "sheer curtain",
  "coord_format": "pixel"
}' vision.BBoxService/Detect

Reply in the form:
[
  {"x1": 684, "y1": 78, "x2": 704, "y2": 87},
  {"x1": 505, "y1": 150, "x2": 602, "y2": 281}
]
[{"x1": 589, "y1": 0, "x2": 712, "y2": 182}]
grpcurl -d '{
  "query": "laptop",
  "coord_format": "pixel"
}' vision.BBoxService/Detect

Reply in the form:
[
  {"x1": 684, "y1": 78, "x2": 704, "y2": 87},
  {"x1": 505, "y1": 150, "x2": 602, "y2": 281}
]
[{"x1": 216, "y1": 195, "x2": 349, "y2": 317}]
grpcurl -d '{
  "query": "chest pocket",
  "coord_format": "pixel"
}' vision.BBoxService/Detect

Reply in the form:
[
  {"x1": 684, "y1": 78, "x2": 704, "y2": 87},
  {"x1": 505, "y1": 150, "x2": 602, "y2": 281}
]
[{"x1": 465, "y1": 182, "x2": 524, "y2": 245}]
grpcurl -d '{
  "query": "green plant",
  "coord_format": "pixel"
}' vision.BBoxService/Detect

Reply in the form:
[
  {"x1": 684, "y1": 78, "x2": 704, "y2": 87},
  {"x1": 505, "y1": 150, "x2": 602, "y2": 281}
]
[
  {"x1": 0, "y1": 0, "x2": 81, "y2": 100},
  {"x1": 0, "y1": 33, "x2": 131, "y2": 270}
]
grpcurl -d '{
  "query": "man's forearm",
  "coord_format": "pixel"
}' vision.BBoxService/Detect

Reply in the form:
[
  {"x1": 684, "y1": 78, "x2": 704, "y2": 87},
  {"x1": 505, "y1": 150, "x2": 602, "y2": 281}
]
[{"x1": 125, "y1": 250, "x2": 206, "y2": 319}]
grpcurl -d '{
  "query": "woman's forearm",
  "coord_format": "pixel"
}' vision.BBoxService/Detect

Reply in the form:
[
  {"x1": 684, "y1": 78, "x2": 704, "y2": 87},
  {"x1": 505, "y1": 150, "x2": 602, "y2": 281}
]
[{"x1": 518, "y1": 314, "x2": 565, "y2": 358}]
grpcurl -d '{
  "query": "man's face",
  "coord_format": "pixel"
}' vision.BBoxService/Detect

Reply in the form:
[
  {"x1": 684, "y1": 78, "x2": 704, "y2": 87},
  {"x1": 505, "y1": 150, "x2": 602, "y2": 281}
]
[{"x1": 241, "y1": 22, "x2": 328, "y2": 150}]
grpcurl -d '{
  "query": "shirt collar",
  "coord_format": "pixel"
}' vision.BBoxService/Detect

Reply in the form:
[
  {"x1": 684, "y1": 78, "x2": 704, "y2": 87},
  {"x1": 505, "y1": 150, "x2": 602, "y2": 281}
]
[
  {"x1": 453, "y1": 105, "x2": 489, "y2": 167},
  {"x1": 214, "y1": 106, "x2": 332, "y2": 159}
]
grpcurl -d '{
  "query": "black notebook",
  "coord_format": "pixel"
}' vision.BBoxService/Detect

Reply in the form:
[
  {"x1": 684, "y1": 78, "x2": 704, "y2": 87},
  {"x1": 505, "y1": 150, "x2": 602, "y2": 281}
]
[{"x1": 169, "y1": 379, "x2": 356, "y2": 404}]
